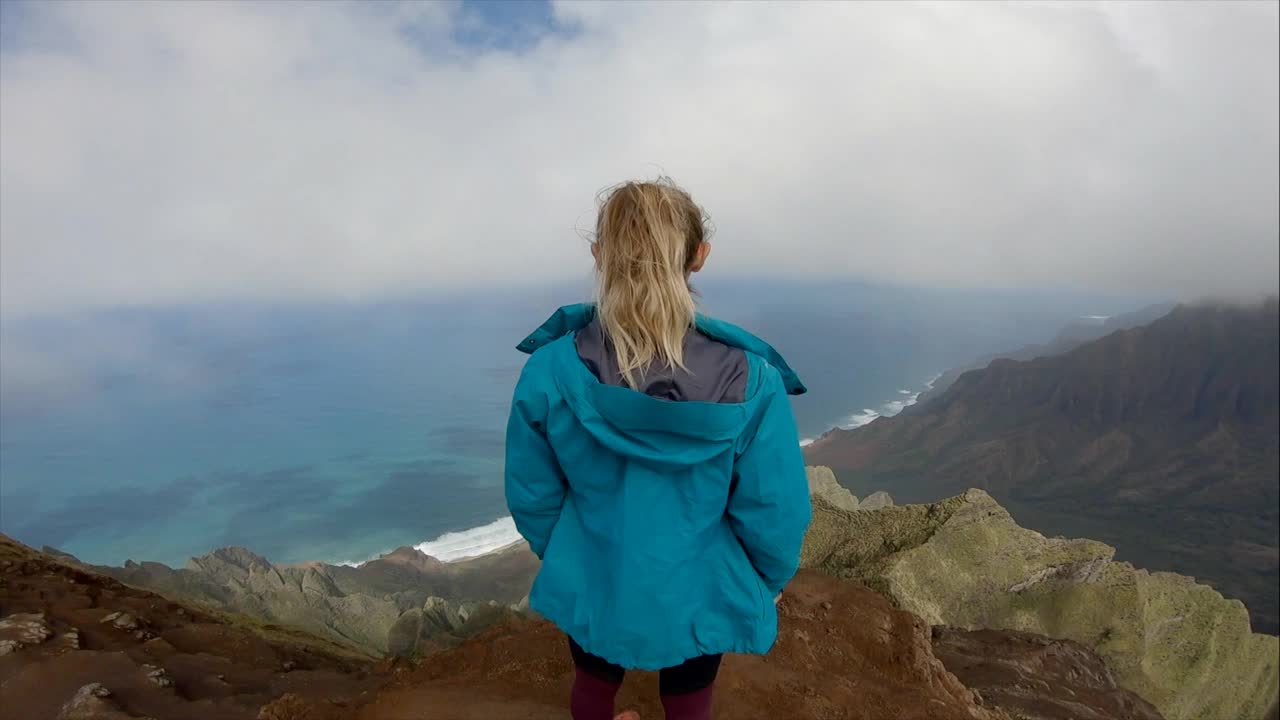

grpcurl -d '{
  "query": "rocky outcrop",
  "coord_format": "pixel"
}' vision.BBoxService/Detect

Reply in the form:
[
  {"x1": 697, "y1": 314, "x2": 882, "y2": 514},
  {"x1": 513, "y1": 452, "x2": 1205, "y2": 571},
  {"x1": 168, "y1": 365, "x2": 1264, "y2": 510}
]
[
  {"x1": 806, "y1": 465, "x2": 894, "y2": 512},
  {"x1": 421, "y1": 596, "x2": 465, "y2": 632},
  {"x1": 56, "y1": 683, "x2": 151, "y2": 720},
  {"x1": 0, "y1": 533, "x2": 382, "y2": 720},
  {"x1": 84, "y1": 540, "x2": 540, "y2": 658},
  {"x1": 859, "y1": 490, "x2": 894, "y2": 511},
  {"x1": 0, "y1": 611, "x2": 53, "y2": 655},
  {"x1": 387, "y1": 596, "x2": 525, "y2": 658},
  {"x1": 801, "y1": 490, "x2": 1280, "y2": 720},
  {"x1": 806, "y1": 465, "x2": 859, "y2": 511}
]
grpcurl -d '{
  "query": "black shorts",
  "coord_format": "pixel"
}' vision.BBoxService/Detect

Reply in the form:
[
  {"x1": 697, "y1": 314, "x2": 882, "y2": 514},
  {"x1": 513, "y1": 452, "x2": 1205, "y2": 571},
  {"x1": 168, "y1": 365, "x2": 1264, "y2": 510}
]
[{"x1": 568, "y1": 636, "x2": 722, "y2": 696}]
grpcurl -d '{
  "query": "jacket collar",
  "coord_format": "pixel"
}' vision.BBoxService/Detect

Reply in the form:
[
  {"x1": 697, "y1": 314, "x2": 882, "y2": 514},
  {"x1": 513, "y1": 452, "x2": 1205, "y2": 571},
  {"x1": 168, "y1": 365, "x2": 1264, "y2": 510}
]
[{"x1": 517, "y1": 303, "x2": 807, "y2": 396}]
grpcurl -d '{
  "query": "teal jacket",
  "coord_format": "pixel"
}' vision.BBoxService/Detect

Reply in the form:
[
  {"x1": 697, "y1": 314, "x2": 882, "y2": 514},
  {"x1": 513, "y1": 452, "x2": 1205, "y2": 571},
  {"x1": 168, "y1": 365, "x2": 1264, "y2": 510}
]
[{"x1": 504, "y1": 304, "x2": 811, "y2": 670}]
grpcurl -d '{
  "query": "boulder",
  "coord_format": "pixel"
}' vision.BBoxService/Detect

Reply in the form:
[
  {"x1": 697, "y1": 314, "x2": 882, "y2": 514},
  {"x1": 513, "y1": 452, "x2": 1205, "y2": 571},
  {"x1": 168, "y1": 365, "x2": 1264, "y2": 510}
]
[
  {"x1": 57, "y1": 683, "x2": 149, "y2": 720},
  {"x1": 859, "y1": 490, "x2": 894, "y2": 510},
  {"x1": 0, "y1": 612, "x2": 52, "y2": 655},
  {"x1": 421, "y1": 596, "x2": 463, "y2": 633},
  {"x1": 805, "y1": 466, "x2": 859, "y2": 511},
  {"x1": 386, "y1": 609, "x2": 423, "y2": 658}
]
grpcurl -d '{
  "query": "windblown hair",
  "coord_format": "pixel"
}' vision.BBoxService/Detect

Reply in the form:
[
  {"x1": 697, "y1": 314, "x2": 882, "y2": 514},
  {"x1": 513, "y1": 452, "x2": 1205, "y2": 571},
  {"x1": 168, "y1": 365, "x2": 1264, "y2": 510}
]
[{"x1": 593, "y1": 178, "x2": 708, "y2": 389}]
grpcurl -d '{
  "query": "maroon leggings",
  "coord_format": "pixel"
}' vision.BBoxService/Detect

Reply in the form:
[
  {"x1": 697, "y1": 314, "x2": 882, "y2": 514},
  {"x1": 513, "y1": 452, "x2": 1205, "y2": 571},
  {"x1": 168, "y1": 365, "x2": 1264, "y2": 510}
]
[{"x1": 568, "y1": 636, "x2": 721, "y2": 720}]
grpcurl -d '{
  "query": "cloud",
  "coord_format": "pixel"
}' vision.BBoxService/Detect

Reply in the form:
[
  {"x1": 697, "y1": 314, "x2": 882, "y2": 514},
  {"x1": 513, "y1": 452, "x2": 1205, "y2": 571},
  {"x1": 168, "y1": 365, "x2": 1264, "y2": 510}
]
[{"x1": 2, "y1": 0, "x2": 1276, "y2": 318}]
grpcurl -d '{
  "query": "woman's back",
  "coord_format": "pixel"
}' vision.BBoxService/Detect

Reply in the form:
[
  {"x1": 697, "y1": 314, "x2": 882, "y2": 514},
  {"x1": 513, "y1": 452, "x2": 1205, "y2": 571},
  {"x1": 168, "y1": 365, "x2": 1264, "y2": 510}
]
[
  {"x1": 505, "y1": 179, "x2": 810, "y2": 719},
  {"x1": 508, "y1": 304, "x2": 809, "y2": 669}
]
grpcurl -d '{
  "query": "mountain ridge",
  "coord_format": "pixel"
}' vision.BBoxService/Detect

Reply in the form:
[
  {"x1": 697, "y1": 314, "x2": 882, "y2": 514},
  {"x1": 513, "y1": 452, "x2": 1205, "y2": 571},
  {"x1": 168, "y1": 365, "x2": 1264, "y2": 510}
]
[
  {"x1": 904, "y1": 303, "x2": 1178, "y2": 414},
  {"x1": 70, "y1": 539, "x2": 541, "y2": 658},
  {"x1": 805, "y1": 299, "x2": 1280, "y2": 634}
]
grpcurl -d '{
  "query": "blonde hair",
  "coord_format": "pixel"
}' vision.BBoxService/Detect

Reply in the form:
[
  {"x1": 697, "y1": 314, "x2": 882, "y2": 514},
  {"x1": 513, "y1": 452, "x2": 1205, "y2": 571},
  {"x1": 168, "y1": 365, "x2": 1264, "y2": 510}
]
[{"x1": 593, "y1": 178, "x2": 708, "y2": 389}]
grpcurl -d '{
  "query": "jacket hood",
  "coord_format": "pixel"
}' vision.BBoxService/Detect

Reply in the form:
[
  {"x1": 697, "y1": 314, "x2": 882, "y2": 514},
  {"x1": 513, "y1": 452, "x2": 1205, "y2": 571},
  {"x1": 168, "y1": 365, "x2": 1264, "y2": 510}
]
[
  {"x1": 516, "y1": 304, "x2": 804, "y2": 467},
  {"x1": 517, "y1": 304, "x2": 806, "y2": 395}
]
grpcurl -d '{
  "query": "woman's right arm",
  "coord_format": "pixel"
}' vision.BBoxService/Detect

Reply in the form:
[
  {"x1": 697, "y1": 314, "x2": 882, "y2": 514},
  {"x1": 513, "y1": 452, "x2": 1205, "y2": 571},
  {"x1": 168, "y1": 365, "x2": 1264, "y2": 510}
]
[{"x1": 504, "y1": 360, "x2": 568, "y2": 560}]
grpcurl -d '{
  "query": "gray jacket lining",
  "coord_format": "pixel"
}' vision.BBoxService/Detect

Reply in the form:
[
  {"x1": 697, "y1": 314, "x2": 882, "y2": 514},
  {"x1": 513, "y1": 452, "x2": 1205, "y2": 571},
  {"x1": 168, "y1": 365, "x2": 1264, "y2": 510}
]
[{"x1": 574, "y1": 319, "x2": 748, "y2": 403}]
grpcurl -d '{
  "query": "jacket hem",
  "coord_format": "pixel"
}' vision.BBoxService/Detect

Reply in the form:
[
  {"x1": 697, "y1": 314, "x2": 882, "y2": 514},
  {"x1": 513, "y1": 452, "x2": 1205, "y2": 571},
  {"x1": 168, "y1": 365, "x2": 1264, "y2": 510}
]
[{"x1": 529, "y1": 595, "x2": 777, "y2": 671}]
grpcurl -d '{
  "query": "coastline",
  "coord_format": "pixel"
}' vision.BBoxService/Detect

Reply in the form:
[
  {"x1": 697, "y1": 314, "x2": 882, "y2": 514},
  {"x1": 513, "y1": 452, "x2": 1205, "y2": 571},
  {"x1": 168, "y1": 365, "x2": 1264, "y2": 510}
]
[
  {"x1": 452, "y1": 537, "x2": 529, "y2": 563},
  {"x1": 326, "y1": 375, "x2": 947, "y2": 569},
  {"x1": 800, "y1": 372, "x2": 941, "y2": 446},
  {"x1": 350, "y1": 374, "x2": 950, "y2": 566}
]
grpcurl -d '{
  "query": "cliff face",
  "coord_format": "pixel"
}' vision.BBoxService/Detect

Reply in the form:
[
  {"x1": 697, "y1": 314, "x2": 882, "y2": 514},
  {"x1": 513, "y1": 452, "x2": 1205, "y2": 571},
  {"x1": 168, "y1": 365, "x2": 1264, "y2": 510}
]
[
  {"x1": 805, "y1": 300, "x2": 1280, "y2": 634},
  {"x1": 905, "y1": 303, "x2": 1177, "y2": 413},
  {"x1": 82, "y1": 541, "x2": 540, "y2": 658},
  {"x1": 800, "y1": 486, "x2": 1280, "y2": 720}
]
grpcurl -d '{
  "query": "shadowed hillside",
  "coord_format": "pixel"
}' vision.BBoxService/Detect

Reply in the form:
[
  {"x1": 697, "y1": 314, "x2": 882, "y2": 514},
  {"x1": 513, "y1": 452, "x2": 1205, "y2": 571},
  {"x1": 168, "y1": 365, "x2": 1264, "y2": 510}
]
[{"x1": 806, "y1": 300, "x2": 1280, "y2": 634}]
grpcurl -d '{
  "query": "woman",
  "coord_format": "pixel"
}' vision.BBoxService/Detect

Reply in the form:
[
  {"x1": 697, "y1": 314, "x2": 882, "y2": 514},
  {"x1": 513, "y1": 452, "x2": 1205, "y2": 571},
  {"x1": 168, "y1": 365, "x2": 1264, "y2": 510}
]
[{"x1": 505, "y1": 178, "x2": 811, "y2": 720}]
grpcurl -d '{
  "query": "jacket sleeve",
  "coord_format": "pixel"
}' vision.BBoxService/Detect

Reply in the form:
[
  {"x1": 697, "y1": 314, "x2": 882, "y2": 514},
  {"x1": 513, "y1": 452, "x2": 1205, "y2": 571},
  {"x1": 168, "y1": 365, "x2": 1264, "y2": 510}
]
[
  {"x1": 504, "y1": 364, "x2": 567, "y2": 560},
  {"x1": 727, "y1": 364, "x2": 812, "y2": 596}
]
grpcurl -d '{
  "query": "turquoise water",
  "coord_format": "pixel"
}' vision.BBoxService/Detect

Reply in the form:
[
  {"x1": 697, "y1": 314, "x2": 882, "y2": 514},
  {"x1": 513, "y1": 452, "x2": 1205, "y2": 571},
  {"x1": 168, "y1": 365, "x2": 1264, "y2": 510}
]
[
  {"x1": 1, "y1": 302, "x2": 522, "y2": 566},
  {"x1": 0, "y1": 282, "x2": 1133, "y2": 566}
]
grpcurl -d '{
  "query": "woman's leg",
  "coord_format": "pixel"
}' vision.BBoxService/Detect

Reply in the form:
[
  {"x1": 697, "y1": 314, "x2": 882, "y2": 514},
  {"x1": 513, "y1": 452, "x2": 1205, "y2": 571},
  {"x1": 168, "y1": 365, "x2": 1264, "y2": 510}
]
[
  {"x1": 568, "y1": 636, "x2": 626, "y2": 720},
  {"x1": 658, "y1": 653, "x2": 722, "y2": 720}
]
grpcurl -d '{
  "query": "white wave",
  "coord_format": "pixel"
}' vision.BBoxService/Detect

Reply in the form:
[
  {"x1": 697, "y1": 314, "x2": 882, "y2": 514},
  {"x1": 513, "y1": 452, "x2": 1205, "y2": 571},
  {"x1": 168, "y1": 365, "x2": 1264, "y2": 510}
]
[
  {"x1": 332, "y1": 548, "x2": 388, "y2": 568},
  {"x1": 1081, "y1": 315, "x2": 1111, "y2": 322},
  {"x1": 839, "y1": 408, "x2": 882, "y2": 429},
  {"x1": 346, "y1": 375, "x2": 955, "y2": 569},
  {"x1": 413, "y1": 515, "x2": 522, "y2": 563},
  {"x1": 332, "y1": 515, "x2": 523, "y2": 568},
  {"x1": 834, "y1": 373, "x2": 943, "y2": 431}
]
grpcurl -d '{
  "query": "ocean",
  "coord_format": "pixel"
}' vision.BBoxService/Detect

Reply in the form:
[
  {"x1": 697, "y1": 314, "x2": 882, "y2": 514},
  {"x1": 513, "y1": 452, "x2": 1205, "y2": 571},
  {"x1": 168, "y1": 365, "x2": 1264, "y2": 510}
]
[{"x1": 0, "y1": 280, "x2": 1136, "y2": 568}]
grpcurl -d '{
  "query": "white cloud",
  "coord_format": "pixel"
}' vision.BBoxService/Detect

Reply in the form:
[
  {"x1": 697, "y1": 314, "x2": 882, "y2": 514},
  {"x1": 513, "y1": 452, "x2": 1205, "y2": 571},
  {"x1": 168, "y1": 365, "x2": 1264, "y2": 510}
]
[{"x1": 2, "y1": 0, "x2": 1276, "y2": 318}]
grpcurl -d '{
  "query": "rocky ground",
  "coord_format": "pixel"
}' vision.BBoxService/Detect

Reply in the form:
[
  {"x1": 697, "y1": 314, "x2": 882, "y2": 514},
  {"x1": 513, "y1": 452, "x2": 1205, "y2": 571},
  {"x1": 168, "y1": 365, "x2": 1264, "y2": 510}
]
[
  {"x1": 0, "y1": 533, "x2": 387, "y2": 720},
  {"x1": 1, "y1": 530, "x2": 1172, "y2": 720},
  {"x1": 932, "y1": 626, "x2": 1164, "y2": 720},
  {"x1": 357, "y1": 569, "x2": 1002, "y2": 720}
]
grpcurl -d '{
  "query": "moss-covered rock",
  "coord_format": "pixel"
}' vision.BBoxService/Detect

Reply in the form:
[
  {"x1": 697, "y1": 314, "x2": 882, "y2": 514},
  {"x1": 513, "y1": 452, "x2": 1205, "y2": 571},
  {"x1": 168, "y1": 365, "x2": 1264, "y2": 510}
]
[
  {"x1": 805, "y1": 466, "x2": 859, "y2": 511},
  {"x1": 802, "y1": 485, "x2": 1279, "y2": 720}
]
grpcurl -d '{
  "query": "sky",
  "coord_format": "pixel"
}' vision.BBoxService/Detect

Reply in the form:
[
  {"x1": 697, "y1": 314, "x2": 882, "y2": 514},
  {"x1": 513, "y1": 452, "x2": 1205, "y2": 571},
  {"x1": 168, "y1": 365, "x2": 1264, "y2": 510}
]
[{"x1": 1, "y1": 0, "x2": 1277, "y2": 320}]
